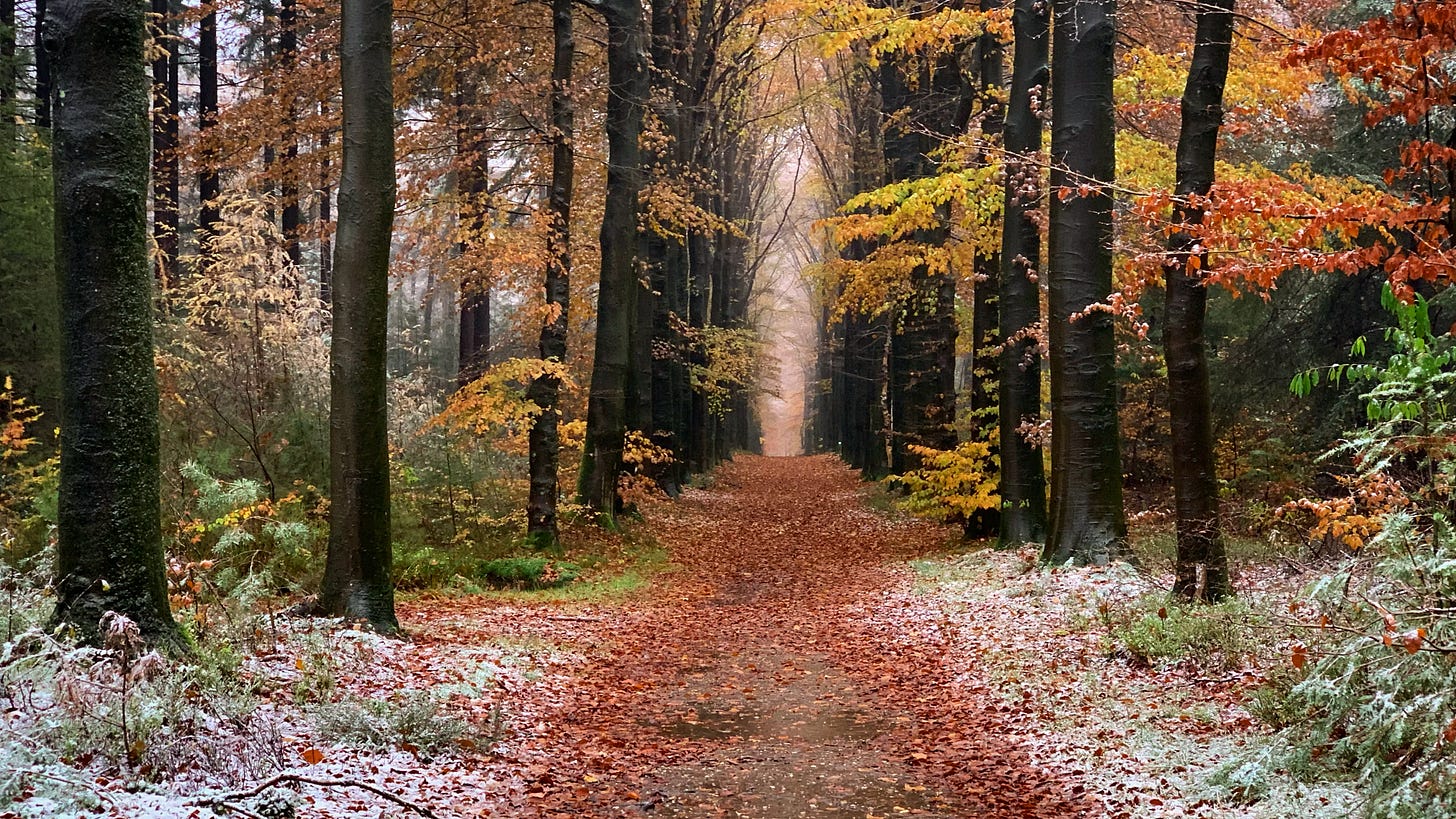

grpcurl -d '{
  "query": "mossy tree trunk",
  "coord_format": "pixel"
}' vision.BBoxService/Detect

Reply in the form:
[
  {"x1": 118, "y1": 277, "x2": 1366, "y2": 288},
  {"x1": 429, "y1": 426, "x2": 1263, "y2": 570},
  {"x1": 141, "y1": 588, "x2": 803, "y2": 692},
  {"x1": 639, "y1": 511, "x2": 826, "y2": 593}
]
[
  {"x1": 578, "y1": 0, "x2": 647, "y2": 525},
  {"x1": 47, "y1": 0, "x2": 182, "y2": 648},
  {"x1": 316, "y1": 0, "x2": 398, "y2": 632},
  {"x1": 1044, "y1": 0, "x2": 1126, "y2": 565},
  {"x1": 525, "y1": 0, "x2": 573, "y2": 548},
  {"x1": 1166, "y1": 0, "x2": 1235, "y2": 601},
  {"x1": 996, "y1": 0, "x2": 1049, "y2": 547}
]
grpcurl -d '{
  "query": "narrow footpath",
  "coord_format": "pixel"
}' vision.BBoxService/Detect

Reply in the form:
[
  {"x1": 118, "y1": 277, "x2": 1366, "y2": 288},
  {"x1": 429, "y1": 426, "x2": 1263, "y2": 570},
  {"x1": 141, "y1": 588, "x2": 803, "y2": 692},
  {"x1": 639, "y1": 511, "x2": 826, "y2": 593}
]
[{"x1": 403, "y1": 455, "x2": 1097, "y2": 817}]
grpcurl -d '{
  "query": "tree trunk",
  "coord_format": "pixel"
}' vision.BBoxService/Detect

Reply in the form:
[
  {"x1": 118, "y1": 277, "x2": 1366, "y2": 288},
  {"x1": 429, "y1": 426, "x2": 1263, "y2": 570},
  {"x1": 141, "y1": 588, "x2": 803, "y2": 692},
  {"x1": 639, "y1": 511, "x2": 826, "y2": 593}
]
[
  {"x1": 841, "y1": 307, "x2": 888, "y2": 477},
  {"x1": 197, "y1": 1, "x2": 219, "y2": 276},
  {"x1": 454, "y1": 76, "x2": 490, "y2": 387},
  {"x1": 1, "y1": 0, "x2": 15, "y2": 148},
  {"x1": 643, "y1": 0, "x2": 688, "y2": 493},
  {"x1": 150, "y1": 0, "x2": 178, "y2": 289},
  {"x1": 47, "y1": 0, "x2": 181, "y2": 648},
  {"x1": 34, "y1": 0, "x2": 49, "y2": 129},
  {"x1": 455, "y1": 290, "x2": 489, "y2": 384},
  {"x1": 316, "y1": 0, "x2": 397, "y2": 632},
  {"x1": 996, "y1": 0, "x2": 1049, "y2": 546},
  {"x1": 279, "y1": 0, "x2": 302, "y2": 271},
  {"x1": 578, "y1": 0, "x2": 646, "y2": 524},
  {"x1": 1045, "y1": 0, "x2": 1125, "y2": 565},
  {"x1": 1166, "y1": 0, "x2": 1234, "y2": 601},
  {"x1": 966, "y1": 0, "x2": 1004, "y2": 538},
  {"x1": 319, "y1": 105, "x2": 333, "y2": 308},
  {"x1": 525, "y1": 0, "x2": 573, "y2": 548}
]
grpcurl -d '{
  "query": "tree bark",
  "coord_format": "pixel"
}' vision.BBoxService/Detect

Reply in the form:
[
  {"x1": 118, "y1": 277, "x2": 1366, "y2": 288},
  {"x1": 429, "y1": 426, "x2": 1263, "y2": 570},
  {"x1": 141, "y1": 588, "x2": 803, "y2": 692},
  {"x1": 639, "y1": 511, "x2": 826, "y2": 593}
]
[
  {"x1": 1045, "y1": 0, "x2": 1126, "y2": 565},
  {"x1": 966, "y1": 0, "x2": 1004, "y2": 538},
  {"x1": 578, "y1": 0, "x2": 646, "y2": 524},
  {"x1": 454, "y1": 96, "x2": 490, "y2": 387},
  {"x1": 1165, "y1": 0, "x2": 1234, "y2": 601},
  {"x1": 1, "y1": 0, "x2": 15, "y2": 148},
  {"x1": 997, "y1": 0, "x2": 1049, "y2": 546},
  {"x1": 316, "y1": 0, "x2": 397, "y2": 632},
  {"x1": 525, "y1": 0, "x2": 573, "y2": 548},
  {"x1": 642, "y1": 0, "x2": 688, "y2": 494},
  {"x1": 197, "y1": 1, "x2": 220, "y2": 276},
  {"x1": 150, "y1": 0, "x2": 179, "y2": 289},
  {"x1": 34, "y1": 0, "x2": 49, "y2": 130},
  {"x1": 279, "y1": 0, "x2": 302, "y2": 271},
  {"x1": 47, "y1": 0, "x2": 181, "y2": 648},
  {"x1": 319, "y1": 104, "x2": 333, "y2": 308}
]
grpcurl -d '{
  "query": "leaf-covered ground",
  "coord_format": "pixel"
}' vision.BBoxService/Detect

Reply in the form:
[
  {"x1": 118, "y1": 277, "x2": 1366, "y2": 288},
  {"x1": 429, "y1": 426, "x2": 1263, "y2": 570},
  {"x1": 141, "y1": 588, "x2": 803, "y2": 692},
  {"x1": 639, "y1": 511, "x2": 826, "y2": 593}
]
[
  {"x1": 390, "y1": 454, "x2": 1096, "y2": 817},
  {"x1": 9, "y1": 455, "x2": 1354, "y2": 817}
]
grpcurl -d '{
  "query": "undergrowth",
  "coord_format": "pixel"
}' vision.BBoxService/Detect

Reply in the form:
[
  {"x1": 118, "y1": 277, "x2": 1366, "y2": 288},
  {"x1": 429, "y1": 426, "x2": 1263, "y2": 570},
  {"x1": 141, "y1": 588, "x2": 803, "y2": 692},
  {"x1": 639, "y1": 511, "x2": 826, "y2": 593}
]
[
  {"x1": 1106, "y1": 596, "x2": 1265, "y2": 673},
  {"x1": 312, "y1": 692, "x2": 467, "y2": 755},
  {"x1": 1214, "y1": 286, "x2": 1456, "y2": 817}
]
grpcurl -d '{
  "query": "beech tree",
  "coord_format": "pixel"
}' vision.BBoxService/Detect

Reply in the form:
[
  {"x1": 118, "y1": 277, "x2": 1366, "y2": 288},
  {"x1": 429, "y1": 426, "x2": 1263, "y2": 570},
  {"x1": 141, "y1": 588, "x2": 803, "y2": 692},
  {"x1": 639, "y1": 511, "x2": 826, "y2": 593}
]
[
  {"x1": 996, "y1": 0, "x2": 1049, "y2": 546},
  {"x1": 48, "y1": 0, "x2": 181, "y2": 646},
  {"x1": 1165, "y1": 0, "x2": 1234, "y2": 601},
  {"x1": 278, "y1": 0, "x2": 302, "y2": 270},
  {"x1": 454, "y1": 72, "x2": 490, "y2": 388},
  {"x1": 1044, "y1": 0, "x2": 1125, "y2": 564},
  {"x1": 315, "y1": 0, "x2": 398, "y2": 631},
  {"x1": 966, "y1": 0, "x2": 1003, "y2": 538},
  {"x1": 524, "y1": 0, "x2": 574, "y2": 547},
  {"x1": 578, "y1": 0, "x2": 647, "y2": 523},
  {"x1": 197, "y1": 0, "x2": 219, "y2": 275}
]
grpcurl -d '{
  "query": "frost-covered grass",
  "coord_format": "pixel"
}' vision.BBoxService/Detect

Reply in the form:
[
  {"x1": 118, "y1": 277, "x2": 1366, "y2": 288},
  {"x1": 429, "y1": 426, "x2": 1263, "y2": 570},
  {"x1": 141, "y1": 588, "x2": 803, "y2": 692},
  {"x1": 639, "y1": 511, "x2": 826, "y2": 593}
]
[
  {"x1": 0, "y1": 595, "x2": 537, "y2": 818},
  {"x1": 904, "y1": 548, "x2": 1357, "y2": 818}
]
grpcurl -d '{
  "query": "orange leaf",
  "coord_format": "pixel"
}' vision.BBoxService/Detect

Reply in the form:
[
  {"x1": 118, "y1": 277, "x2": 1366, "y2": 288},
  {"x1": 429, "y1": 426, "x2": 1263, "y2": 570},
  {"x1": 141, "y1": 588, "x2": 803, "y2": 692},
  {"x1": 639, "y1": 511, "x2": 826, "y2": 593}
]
[
  {"x1": 1291, "y1": 643, "x2": 1307, "y2": 670},
  {"x1": 301, "y1": 747, "x2": 325, "y2": 765},
  {"x1": 1404, "y1": 628, "x2": 1425, "y2": 654}
]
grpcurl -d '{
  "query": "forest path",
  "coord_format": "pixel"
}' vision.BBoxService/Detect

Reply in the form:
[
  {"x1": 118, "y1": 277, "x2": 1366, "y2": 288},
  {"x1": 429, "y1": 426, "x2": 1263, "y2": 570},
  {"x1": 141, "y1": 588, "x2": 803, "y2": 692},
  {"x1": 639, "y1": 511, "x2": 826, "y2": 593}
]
[{"x1": 406, "y1": 455, "x2": 1097, "y2": 817}]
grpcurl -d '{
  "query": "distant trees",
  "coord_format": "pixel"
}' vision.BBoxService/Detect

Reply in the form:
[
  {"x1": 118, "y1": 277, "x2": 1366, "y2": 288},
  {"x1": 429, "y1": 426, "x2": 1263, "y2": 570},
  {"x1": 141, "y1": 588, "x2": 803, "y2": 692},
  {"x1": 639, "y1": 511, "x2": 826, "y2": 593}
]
[
  {"x1": 314, "y1": 0, "x2": 398, "y2": 631},
  {"x1": 48, "y1": 0, "x2": 181, "y2": 646},
  {"x1": 577, "y1": 0, "x2": 773, "y2": 518},
  {"x1": 879, "y1": 24, "x2": 965, "y2": 476},
  {"x1": 0, "y1": 0, "x2": 59, "y2": 418},
  {"x1": 802, "y1": 0, "x2": 1129, "y2": 564},
  {"x1": 2, "y1": 0, "x2": 15, "y2": 148},
  {"x1": 150, "y1": 0, "x2": 179, "y2": 289},
  {"x1": 806, "y1": 2, "x2": 976, "y2": 485}
]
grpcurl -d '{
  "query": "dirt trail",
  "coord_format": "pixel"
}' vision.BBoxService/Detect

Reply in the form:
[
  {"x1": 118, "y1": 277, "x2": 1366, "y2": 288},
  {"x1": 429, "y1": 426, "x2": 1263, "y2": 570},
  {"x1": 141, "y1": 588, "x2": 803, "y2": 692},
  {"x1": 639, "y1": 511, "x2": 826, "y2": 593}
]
[{"x1": 408, "y1": 455, "x2": 1097, "y2": 817}]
